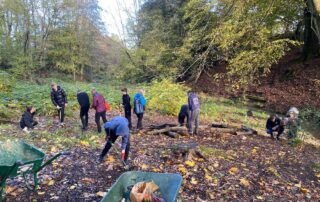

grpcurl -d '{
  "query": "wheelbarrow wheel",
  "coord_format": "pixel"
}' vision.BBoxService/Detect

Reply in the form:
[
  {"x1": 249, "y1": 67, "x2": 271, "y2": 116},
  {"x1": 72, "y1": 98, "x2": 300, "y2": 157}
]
[{"x1": 23, "y1": 170, "x2": 38, "y2": 191}]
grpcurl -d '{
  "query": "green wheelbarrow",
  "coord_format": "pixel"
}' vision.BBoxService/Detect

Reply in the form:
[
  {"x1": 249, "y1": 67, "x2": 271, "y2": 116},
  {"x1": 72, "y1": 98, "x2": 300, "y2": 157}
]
[
  {"x1": 0, "y1": 140, "x2": 69, "y2": 199},
  {"x1": 101, "y1": 171, "x2": 183, "y2": 202}
]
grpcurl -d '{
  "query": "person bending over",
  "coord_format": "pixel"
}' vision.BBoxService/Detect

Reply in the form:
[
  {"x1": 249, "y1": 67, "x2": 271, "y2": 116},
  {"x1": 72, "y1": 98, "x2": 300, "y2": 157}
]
[
  {"x1": 178, "y1": 104, "x2": 189, "y2": 127},
  {"x1": 20, "y1": 106, "x2": 38, "y2": 133},
  {"x1": 98, "y1": 116, "x2": 130, "y2": 164}
]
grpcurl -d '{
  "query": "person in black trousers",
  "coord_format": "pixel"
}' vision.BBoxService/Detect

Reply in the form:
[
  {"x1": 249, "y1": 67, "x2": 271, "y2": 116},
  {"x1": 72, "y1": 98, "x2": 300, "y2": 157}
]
[
  {"x1": 20, "y1": 106, "x2": 38, "y2": 133},
  {"x1": 51, "y1": 83, "x2": 68, "y2": 126},
  {"x1": 121, "y1": 88, "x2": 132, "y2": 129},
  {"x1": 91, "y1": 88, "x2": 107, "y2": 133},
  {"x1": 77, "y1": 90, "x2": 90, "y2": 130},
  {"x1": 178, "y1": 104, "x2": 189, "y2": 127}
]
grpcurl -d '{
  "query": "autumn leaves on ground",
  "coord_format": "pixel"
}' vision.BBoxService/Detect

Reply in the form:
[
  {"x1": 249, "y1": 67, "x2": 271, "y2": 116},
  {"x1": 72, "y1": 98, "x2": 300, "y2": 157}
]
[{"x1": 1, "y1": 104, "x2": 320, "y2": 201}]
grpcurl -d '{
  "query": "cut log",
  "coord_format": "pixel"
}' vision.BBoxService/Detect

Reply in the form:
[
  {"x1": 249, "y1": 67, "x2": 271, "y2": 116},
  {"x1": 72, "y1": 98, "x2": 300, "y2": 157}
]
[
  {"x1": 236, "y1": 131, "x2": 254, "y2": 136},
  {"x1": 147, "y1": 126, "x2": 188, "y2": 135},
  {"x1": 211, "y1": 122, "x2": 242, "y2": 129},
  {"x1": 241, "y1": 125, "x2": 258, "y2": 135},
  {"x1": 211, "y1": 122, "x2": 229, "y2": 128},
  {"x1": 245, "y1": 95, "x2": 266, "y2": 103},
  {"x1": 210, "y1": 128, "x2": 237, "y2": 134},
  {"x1": 165, "y1": 131, "x2": 179, "y2": 138},
  {"x1": 147, "y1": 123, "x2": 178, "y2": 130}
]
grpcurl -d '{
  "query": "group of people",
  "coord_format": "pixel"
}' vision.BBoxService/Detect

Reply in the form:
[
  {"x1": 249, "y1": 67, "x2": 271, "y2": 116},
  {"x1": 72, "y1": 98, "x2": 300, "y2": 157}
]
[
  {"x1": 19, "y1": 83, "x2": 302, "y2": 165},
  {"x1": 266, "y1": 107, "x2": 301, "y2": 140},
  {"x1": 178, "y1": 91, "x2": 201, "y2": 135},
  {"x1": 19, "y1": 83, "x2": 148, "y2": 164}
]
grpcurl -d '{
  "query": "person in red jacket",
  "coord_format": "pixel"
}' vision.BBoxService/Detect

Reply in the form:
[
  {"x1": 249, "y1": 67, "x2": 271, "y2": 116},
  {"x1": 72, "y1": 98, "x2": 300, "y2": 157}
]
[{"x1": 91, "y1": 88, "x2": 107, "y2": 133}]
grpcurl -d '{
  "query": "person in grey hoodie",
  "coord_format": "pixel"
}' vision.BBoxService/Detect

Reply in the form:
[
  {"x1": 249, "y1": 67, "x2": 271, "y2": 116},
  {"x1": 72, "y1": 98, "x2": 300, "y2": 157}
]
[{"x1": 188, "y1": 91, "x2": 200, "y2": 135}]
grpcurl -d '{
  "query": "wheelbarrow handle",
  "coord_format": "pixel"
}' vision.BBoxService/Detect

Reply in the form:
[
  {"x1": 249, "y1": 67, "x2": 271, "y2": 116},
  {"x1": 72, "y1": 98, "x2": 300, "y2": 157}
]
[{"x1": 34, "y1": 150, "x2": 70, "y2": 173}]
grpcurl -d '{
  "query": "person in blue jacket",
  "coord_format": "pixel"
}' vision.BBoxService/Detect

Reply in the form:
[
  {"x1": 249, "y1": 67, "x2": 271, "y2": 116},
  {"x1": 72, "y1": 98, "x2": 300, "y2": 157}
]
[
  {"x1": 134, "y1": 89, "x2": 147, "y2": 130},
  {"x1": 98, "y1": 116, "x2": 130, "y2": 163}
]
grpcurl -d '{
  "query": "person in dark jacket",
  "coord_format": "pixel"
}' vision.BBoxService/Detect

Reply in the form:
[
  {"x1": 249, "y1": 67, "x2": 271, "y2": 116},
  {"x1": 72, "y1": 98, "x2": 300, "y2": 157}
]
[
  {"x1": 20, "y1": 106, "x2": 38, "y2": 133},
  {"x1": 98, "y1": 116, "x2": 130, "y2": 164},
  {"x1": 121, "y1": 88, "x2": 132, "y2": 129},
  {"x1": 266, "y1": 114, "x2": 284, "y2": 140},
  {"x1": 91, "y1": 88, "x2": 107, "y2": 133},
  {"x1": 178, "y1": 104, "x2": 189, "y2": 127},
  {"x1": 134, "y1": 89, "x2": 147, "y2": 130},
  {"x1": 188, "y1": 91, "x2": 200, "y2": 135},
  {"x1": 77, "y1": 90, "x2": 90, "y2": 130},
  {"x1": 51, "y1": 83, "x2": 68, "y2": 126}
]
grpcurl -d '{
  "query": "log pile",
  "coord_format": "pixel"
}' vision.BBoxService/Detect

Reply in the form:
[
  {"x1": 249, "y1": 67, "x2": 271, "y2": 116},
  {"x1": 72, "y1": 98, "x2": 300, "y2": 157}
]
[{"x1": 146, "y1": 122, "x2": 258, "y2": 138}]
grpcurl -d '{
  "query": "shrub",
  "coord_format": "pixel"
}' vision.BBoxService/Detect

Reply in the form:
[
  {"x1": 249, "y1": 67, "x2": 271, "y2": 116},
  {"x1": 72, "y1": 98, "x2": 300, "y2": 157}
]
[{"x1": 145, "y1": 79, "x2": 189, "y2": 116}]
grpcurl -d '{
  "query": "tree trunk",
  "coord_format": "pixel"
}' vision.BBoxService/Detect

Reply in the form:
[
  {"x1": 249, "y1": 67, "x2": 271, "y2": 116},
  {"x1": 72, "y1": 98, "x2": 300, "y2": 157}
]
[{"x1": 304, "y1": 0, "x2": 320, "y2": 60}]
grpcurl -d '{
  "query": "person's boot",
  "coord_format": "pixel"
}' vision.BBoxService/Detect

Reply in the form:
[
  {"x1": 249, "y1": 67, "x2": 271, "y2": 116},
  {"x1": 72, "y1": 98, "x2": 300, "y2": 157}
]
[
  {"x1": 81, "y1": 117, "x2": 86, "y2": 130},
  {"x1": 270, "y1": 132, "x2": 274, "y2": 139},
  {"x1": 22, "y1": 127, "x2": 30, "y2": 134},
  {"x1": 97, "y1": 155, "x2": 104, "y2": 164}
]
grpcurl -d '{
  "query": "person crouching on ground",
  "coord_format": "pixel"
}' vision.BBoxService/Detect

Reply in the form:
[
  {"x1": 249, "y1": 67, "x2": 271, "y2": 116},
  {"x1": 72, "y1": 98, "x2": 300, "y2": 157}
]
[
  {"x1": 20, "y1": 106, "x2": 38, "y2": 134},
  {"x1": 178, "y1": 104, "x2": 189, "y2": 127},
  {"x1": 286, "y1": 107, "x2": 301, "y2": 139},
  {"x1": 266, "y1": 114, "x2": 284, "y2": 140},
  {"x1": 77, "y1": 90, "x2": 90, "y2": 130},
  {"x1": 91, "y1": 88, "x2": 107, "y2": 133},
  {"x1": 121, "y1": 88, "x2": 132, "y2": 129},
  {"x1": 50, "y1": 82, "x2": 68, "y2": 126},
  {"x1": 98, "y1": 116, "x2": 130, "y2": 164},
  {"x1": 134, "y1": 89, "x2": 146, "y2": 130},
  {"x1": 188, "y1": 91, "x2": 200, "y2": 135}
]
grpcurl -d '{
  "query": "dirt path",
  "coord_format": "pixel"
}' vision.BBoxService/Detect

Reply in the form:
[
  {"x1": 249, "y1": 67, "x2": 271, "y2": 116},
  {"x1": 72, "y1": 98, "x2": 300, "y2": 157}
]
[{"x1": 1, "y1": 112, "x2": 320, "y2": 201}]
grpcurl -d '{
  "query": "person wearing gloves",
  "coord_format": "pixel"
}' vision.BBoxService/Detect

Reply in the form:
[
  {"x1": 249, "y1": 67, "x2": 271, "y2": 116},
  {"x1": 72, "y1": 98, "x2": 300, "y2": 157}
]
[
  {"x1": 51, "y1": 82, "x2": 68, "y2": 126},
  {"x1": 98, "y1": 116, "x2": 130, "y2": 164},
  {"x1": 20, "y1": 106, "x2": 38, "y2": 133}
]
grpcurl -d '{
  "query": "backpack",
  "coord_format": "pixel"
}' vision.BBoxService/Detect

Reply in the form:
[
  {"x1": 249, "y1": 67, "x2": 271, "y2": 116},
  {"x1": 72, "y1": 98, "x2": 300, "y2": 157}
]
[
  {"x1": 134, "y1": 97, "x2": 144, "y2": 114},
  {"x1": 104, "y1": 101, "x2": 110, "y2": 112}
]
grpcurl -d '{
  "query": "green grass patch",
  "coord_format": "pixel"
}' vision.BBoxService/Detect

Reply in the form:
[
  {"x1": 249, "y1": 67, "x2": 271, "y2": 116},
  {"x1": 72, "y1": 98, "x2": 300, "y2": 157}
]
[
  {"x1": 288, "y1": 138, "x2": 303, "y2": 147},
  {"x1": 200, "y1": 146, "x2": 227, "y2": 158}
]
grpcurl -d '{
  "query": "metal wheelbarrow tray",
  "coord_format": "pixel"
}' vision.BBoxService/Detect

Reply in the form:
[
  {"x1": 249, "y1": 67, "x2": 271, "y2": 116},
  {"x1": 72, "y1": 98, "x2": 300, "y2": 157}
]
[
  {"x1": 101, "y1": 171, "x2": 183, "y2": 202},
  {"x1": 0, "y1": 140, "x2": 66, "y2": 198}
]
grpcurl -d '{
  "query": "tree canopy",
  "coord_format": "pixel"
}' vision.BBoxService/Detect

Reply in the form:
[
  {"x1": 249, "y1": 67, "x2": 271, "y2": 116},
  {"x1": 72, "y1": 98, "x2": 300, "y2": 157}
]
[{"x1": 117, "y1": 0, "x2": 315, "y2": 90}]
